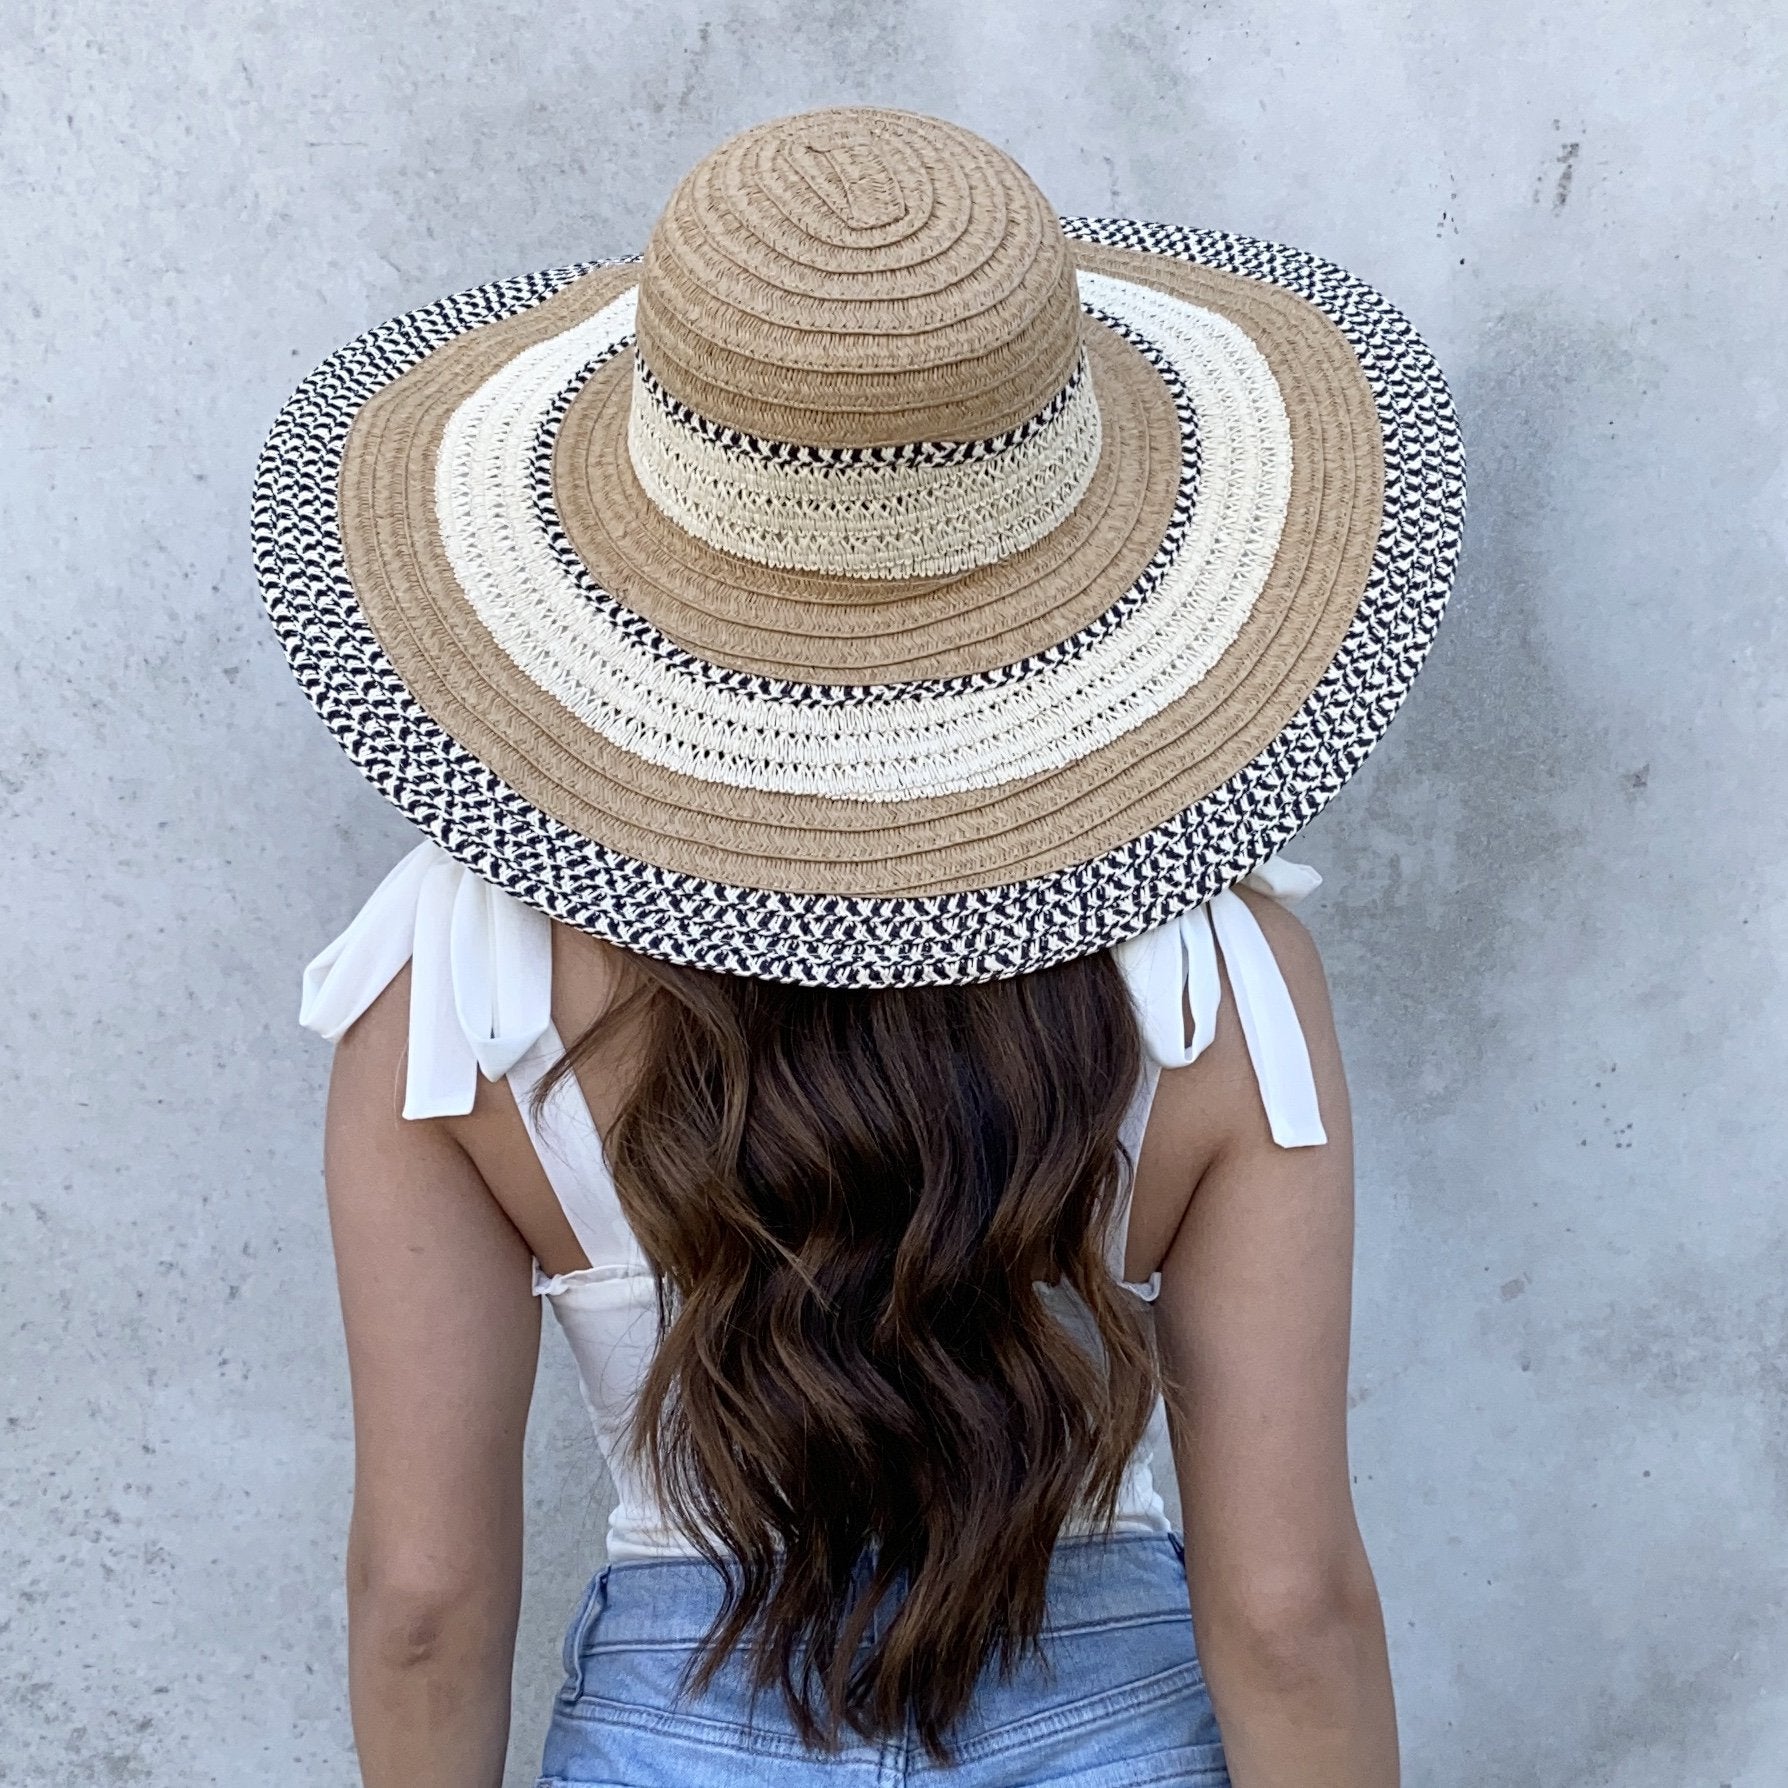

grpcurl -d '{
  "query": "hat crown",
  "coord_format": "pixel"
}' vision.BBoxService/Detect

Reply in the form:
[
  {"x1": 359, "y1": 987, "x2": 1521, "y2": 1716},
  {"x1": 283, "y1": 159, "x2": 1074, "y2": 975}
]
[{"x1": 632, "y1": 106, "x2": 1086, "y2": 450}]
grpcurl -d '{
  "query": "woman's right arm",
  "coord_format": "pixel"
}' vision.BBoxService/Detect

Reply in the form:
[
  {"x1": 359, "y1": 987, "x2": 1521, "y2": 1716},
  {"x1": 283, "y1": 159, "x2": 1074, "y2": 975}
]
[
  {"x1": 1153, "y1": 892, "x2": 1399, "y2": 1787},
  {"x1": 324, "y1": 969, "x2": 543, "y2": 1788}
]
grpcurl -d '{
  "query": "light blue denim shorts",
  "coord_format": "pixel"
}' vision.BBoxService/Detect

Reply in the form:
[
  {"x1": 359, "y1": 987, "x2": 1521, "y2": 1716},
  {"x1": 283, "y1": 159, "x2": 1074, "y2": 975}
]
[{"x1": 536, "y1": 1529, "x2": 1229, "y2": 1786}]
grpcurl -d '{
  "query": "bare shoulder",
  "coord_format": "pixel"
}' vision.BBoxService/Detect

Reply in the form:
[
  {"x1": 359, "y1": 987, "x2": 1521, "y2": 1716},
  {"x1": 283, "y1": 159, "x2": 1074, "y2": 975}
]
[{"x1": 1118, "y1": 886, "x2": 1347, "y2": 1281}]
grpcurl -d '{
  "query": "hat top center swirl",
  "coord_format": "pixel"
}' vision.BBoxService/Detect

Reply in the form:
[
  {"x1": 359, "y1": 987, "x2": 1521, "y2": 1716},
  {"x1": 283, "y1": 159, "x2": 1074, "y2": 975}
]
[{"x1": 787, "y1": 122, "x2": 909, "y2": 229}]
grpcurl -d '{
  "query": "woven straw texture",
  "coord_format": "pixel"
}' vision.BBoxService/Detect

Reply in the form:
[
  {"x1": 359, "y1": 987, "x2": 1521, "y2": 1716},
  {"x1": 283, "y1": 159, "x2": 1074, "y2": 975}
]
[{"x1": 252, "y1": 106, "x2": 1465, "y2": 986}]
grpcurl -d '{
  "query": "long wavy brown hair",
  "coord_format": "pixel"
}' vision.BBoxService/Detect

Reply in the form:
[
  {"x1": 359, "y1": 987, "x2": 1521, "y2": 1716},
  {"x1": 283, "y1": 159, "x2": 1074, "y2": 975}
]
[{"x1": 535, "y1": 945, "x2": 1160, "y2": 1762}]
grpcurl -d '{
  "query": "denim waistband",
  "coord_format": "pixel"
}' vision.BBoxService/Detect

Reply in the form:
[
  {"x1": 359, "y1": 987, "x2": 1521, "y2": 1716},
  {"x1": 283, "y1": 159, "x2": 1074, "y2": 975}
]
[{"x1": 564, "y1": 1528, "x2": 1189, "y2": 1659}]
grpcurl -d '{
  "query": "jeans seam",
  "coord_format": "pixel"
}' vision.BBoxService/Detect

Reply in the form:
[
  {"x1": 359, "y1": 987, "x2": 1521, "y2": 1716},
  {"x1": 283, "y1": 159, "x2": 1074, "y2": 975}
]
[
  {"x1": 927, "y1": 1658, "x2": 1208, "y2": 1768},
  {"x1": 557, "y1": 1688, "x2": 881, "y2": 1762},
  {"x1": 1039, "y1": 1606, "x2": 1193, "y2": 1640},
  {"x1": 1122, "y1": 1750, "x2": 1231, "y2": 1788}
]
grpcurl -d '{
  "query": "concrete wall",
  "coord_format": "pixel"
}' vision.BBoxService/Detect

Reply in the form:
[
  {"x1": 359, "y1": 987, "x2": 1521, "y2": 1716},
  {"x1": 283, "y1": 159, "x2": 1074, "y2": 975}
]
[{"x1": 4, "y1": 2, "x2": 1783, "y2": 1780}]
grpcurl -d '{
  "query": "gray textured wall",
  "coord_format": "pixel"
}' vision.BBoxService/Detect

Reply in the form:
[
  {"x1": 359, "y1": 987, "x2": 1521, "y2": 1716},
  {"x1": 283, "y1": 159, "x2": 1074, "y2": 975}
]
[{"x1": 4, "y1": 2, "x2": 1784, "y2": 1781}]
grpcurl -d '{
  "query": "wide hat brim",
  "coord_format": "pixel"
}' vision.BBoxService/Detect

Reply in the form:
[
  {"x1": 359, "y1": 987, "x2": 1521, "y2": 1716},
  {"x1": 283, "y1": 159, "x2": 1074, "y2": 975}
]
[{"x1": 253, "y1": 217, "x2": 1464, "y2": 987}]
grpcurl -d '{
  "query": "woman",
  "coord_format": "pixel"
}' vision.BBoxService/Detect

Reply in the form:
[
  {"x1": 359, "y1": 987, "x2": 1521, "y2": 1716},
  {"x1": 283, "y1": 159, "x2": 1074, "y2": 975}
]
[{"x1": 258, "y1": 105, "x2": 1463, "y2": 1786}]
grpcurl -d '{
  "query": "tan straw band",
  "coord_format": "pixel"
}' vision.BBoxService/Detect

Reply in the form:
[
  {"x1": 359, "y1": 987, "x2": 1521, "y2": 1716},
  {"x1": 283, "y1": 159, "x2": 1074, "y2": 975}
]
[{"x1": 624, "y1": 346, "x2": 1104, "y2": 578}]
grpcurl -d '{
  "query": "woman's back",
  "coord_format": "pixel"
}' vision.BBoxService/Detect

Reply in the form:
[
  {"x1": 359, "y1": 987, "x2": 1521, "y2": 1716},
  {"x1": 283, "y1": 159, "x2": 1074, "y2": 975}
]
[{"x1": 304, "y1": 844, "x2": 1325, "y2": 1564}]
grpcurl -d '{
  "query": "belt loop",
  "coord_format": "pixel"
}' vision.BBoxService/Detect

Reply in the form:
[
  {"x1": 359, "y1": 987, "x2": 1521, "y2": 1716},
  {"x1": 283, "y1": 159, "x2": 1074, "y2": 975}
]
[{"x1": 561, "y1": 1564, "x2": 612, "y2": 1701}]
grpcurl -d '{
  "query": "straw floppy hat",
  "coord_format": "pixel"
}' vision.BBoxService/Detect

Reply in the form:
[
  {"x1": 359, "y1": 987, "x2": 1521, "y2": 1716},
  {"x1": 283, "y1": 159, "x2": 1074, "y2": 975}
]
[{"x1": 253, "y1": 105, "x2": 1463, "y2": 988}]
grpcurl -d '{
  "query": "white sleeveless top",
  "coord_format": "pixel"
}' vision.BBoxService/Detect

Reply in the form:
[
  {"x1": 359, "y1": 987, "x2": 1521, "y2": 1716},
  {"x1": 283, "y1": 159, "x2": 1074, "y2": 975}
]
[{"x1": 299, "y1": 841, "x2": 1326, "y2": 1560}]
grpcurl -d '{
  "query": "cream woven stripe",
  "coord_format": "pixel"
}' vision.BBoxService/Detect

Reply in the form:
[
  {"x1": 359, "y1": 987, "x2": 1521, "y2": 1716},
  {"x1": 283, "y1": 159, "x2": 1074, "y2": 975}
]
[
  {"x1": 624, "y1": 350, "x2": 1104, "y2": 578},
  {"x1": 432, "y1": 271, "x2": 1293, "y2": 800}
]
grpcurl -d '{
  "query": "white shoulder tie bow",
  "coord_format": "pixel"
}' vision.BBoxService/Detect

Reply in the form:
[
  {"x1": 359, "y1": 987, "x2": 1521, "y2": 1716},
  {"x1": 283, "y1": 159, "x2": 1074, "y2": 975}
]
[
  {"x1": 299, "y1": 841, "x2": 555, "y2": 1119},
  {"x1": 1110, "y1": 855, "x2": 1327, "y2": 1148}
]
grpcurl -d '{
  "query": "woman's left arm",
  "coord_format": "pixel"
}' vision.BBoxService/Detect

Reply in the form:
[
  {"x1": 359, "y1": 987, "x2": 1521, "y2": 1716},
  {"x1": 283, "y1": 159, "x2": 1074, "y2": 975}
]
[{"x1": 322, "y1": 965, "x2": 542, "y2": 1788}]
